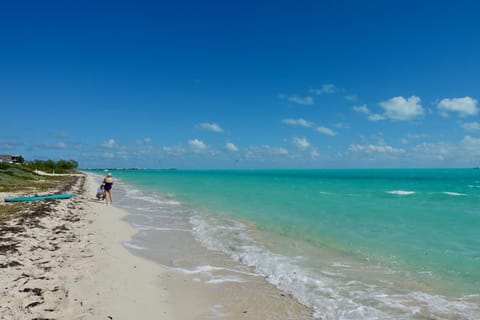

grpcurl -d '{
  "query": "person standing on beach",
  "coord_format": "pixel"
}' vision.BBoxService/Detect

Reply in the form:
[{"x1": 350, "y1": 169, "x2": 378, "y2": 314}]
[{"x1": 103, "y1": 173, "x2": 114, "y2": 205}]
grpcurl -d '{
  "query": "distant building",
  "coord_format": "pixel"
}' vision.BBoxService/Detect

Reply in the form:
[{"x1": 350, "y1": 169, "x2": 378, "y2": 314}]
[{"x1": 0, "y1": 154, "x2": 23, "y2": 164}]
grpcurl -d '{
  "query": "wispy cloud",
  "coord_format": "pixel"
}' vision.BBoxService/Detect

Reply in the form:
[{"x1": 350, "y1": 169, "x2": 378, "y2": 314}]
[
  {"x1": 349, "y1": 143, "x2": 405, "y2": 154},
  {"x1": 292, "y1": 137, "x2": 311, "y2": 151},
  {"x1": 245, "y1": 145, "x2": 289, "y2": 160},
  {"x1": 282, "y1": 118, "x2": 314, "y2": 128},
  {"x1": 101, "y1": 152, "x2": 115, "y2": 159},
  {"x1": 437, "y1": 97, "x2": 478, "y2": 117},
  {"x1": 51, "y1": 131, "x2": 69, "y2": 139},
  {"x1": 195, "y1": 122, "x2": 224, "y2": 133},
  {"x1": 134, "y1": 138, "x2": 154, "y2": 154},
  {"x1": 410, "y1": 136, "x2": 480, "y2": 162},
  {"x1": 344, "y1": 94, "x2": 357, "y2": 101},
  {"x1": 279, "y1": 94, "x2": 314, "y2": 105},
  {"x1": 309, "y1": 83, "x2": 339, "y2": 95},
  {"x1": 462, "y1": 121, "x2": 480, "y2": 132},
  {"x1": 316, "y1": 126, "x2": 337, "y2": 136},
  {"x1": 100, "y1": 139, "x2": 119, "y2": 149},
  {"x1": 0, "y1": 138, "x2": 24, "y2": 150},
  {"x1": 461, "y1": 136, "x2": 480, "y2": 156},
  {"x1": 225, "y1": 142, "x2": 239, "y2": 152},
  {"x1": 282, "y1": 118, "x2": 337, "y2": 136},
  {"x1": 35, "y1": 142, "x2": 67, "y2": 149},
  {"x1": 163, "y1": 146, "x2": 186, "y2": 156},
  {"x1": 353, "y1": 104, "x2": 370, "y2": 114},
  {"x1": 371, "y1": 96, "x2": 425, "y2": 121},
  {"x1": 310, "y1": 149, "x2": 320, "y2": 158},
  {"x1": 188, "y1": 138, "x2": 208, "y2": 153}
]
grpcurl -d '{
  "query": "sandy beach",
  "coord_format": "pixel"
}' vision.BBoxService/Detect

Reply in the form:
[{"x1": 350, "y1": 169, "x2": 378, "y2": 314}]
[{"x1": 1, "y1": 173, "x2": 313, "y2": 320}]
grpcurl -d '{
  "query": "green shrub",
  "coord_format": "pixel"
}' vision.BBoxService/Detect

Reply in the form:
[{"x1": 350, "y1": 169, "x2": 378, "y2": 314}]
[{"x1": 0, "y1": 162, "x2": 11, "y2": 170}]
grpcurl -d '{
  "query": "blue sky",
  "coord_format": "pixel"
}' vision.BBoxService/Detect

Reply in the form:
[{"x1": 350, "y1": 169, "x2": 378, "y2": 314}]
[{"x1": 1, "y1": 0, "x2": 480, "y2": 169}]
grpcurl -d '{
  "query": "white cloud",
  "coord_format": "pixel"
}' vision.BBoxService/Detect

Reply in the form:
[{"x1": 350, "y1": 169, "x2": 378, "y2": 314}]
[
  {"x1": 438, "y1": 97, "x2": 478, "y2": 117},
  {"x1": 353, "y1": 104, "x2": 370, "y2": 114},
  {"x1": 35, "y1": 142, "x2": 68, "y2": 149},
  {"x1": 410, "y1": 136, "x2": 480, "y2": 163},
  {"x1": 136, "y1": 138, "x2": 152, "y2": 145},
  {"x1": 316, "y1": 126, "x2": 337, "y2": 136},
  {"x1": 0, "y1": 139, "x2": 23, "y2": 150},
  {"x1": 410, "y1": 142, "x2": 452, "y2": 161},
  {"x1": 101, "y1": 139, "x2": 118, "y2": 149},
  {"x1": 462, "y1": 121, "x2": 480, "y2": 132},
  {"x1": 101, "y1": 152, "x2": 115, "y2": 159},
  {"x1": 279, "y1": 94, "x2": 314, "y2": 105},
  {"x1": 368, "y1": 114, "x2": 385, "y2": 121},
  {"x1": 282, "y1": 118, "x2": 314, "y2": 128},
  {"x1": 245, "y1": 145, "x2": 289, "y2": 160},
  {"x1": 55, "y1": 142, "x2": 67, "y2": 149},
  {"x1": 348, "y1": 143, "x2": 405, "y2": 154},
  {"x1": 225, "y1": 142, "x2": 239, "y2": 152},
  {"x1": 310, "y1": 84, "x2": 339, "y2": 95},
  {"x1": 188, "y1": 139, "x2": 208, "y2": 153},
  {"x1": 135, "y1": 143, "x2": 154, "y2": 154},
  {"x1": 289, "y1": 96, "x2": 314, "y2": 105},
  {"x1": 460, "y1": 135, "x2": 480, "y2": 154},
  {"x1": 292, "y1": 137, "x2": 310, "y2": 151},
  {"x1": 52, "y1": 131, "x2": 68, "y2": 138},
  {"x1": 196, "y1": 122, "x2": 224, "y2": 133},
  {"x1": 163, "y1": 146, "x2": 186, "y2": 156},
  {"x1": 270, "y1": 147, "x2": 289, "y2": 155},
  {"x1": 334, "y1": 122, "x2": 349, "y2": 129},
  {"x1": 377, "y1": 96, "x2": 425, "y2": 121},
  {"x1": 283, "y1": 118, "x2": 337, "y2": 136},
  {"x1": 344, "y1": 94, "x2": 357, "y2": 101}
]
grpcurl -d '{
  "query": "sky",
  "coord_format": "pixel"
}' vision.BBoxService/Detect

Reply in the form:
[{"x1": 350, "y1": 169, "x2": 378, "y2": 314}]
[{"x1": 1, "y1": 0, "x2": 480, "y2": 169}]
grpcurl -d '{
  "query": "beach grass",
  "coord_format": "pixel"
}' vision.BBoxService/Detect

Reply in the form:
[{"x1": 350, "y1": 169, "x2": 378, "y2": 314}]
[
  {"x1": 0, "y1": 163, "x2": 74, "y2": 192},
  {"x1": 0, "y1": 163, "x2": 79, "y2": 221},
  {"x1": 0, "y1": 202, "x2": 29, "y2": 223}
]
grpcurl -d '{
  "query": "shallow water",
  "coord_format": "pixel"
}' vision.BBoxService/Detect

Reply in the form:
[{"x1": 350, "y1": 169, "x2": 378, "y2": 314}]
[{"x1": 91, "y1": 169, "x2": 480, "y2": 319}]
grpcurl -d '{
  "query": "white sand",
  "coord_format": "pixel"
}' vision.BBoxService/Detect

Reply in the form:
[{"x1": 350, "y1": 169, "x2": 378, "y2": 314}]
[
  {"x1": 63, "y1": 174, "x2": 173, "y2": 319},
  {"x1": 0, "y1": 175, "x2": 173, "y2": 320}
]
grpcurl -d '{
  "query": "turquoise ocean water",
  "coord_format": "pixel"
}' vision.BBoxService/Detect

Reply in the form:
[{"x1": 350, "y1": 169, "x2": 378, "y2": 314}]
[{"x1": 91, "y1": 169, "x2": 480, "y2": 319}]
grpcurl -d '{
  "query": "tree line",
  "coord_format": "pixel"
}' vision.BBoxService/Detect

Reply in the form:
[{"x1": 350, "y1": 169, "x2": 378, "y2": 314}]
[{"x1": 23, "y1": 159, "x2": 79, "y2": 174}]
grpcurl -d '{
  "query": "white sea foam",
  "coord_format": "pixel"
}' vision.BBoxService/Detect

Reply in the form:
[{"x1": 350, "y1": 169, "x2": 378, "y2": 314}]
[
  {"x1": 122, "y1": 241, "x2": 147, "y2": 251},
  {"x1": 386, "y1": 190, "x2": 416, "y2": 195},
  {"x1": 331, "y1": 262, "x2": 351, "y2": 268},
  {"x1": 131, "y1": 224, "x2": 192, "y2": 233},
  {"x1": 123, "y1": 187, "x2": 181, "y2": 206},
  {"x1": 131, "y1": 195, "x2": 181, "y2": 206},
  {"x1": 206, "y1": 275, "x2": 248, "y2": 284},
  {"x1": 190, "y1": 210, "x2": 480, "y2": 320},
  {"x1": 443, "y1": 191, "x2": 467, "y2": 196},
  {"x1": 170, "y1": 265, "x2": 259, "y2": 277}
]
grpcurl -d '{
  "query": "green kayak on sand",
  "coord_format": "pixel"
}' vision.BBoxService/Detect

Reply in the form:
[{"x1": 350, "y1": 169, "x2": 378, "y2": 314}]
[{"x1": 4, "y1": 193, "x2": 76, "y2": 202}]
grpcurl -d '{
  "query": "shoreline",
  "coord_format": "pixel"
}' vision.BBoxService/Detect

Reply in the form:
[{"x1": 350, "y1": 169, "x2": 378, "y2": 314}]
[{"x1": 1, "y1": 172, "x2": 314, "y2": 319}]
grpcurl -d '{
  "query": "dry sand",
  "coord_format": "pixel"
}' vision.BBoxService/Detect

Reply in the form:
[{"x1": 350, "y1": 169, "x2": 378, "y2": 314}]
[{"x1": 0, "y1": 174, "x2": 173, "y2": 319}]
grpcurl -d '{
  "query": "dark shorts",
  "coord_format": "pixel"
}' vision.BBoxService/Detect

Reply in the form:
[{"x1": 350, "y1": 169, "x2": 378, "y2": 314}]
[{"x1": 104, "y1": 183, "x2": 112, "y2": 191}]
